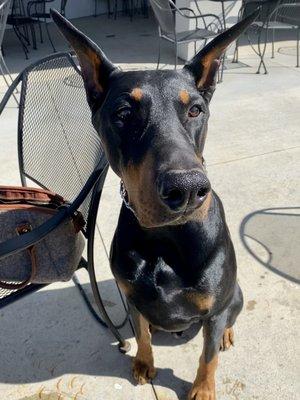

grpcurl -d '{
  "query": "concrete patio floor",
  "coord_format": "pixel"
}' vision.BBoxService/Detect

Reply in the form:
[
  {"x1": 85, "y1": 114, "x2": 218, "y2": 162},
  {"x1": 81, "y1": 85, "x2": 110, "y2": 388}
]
[{"x1": 0, "y1": 12, "x2": 299, "y2": 400}]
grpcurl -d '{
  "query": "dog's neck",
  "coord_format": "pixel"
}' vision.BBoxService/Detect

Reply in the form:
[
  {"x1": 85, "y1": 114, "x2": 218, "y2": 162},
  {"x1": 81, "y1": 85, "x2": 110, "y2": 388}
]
[{"x1": 116, "y1": 190, "x2": 229, "y2": 277}]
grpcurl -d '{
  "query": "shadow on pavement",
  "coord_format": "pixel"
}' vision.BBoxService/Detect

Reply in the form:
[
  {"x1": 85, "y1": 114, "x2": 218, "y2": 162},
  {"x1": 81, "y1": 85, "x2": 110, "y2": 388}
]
[
  {"x1": 0, "y1": 279, "x2": 199, "y2": 397},
  {"x1": 240, "y1": 207, "x2": 300, "y2": 284}
]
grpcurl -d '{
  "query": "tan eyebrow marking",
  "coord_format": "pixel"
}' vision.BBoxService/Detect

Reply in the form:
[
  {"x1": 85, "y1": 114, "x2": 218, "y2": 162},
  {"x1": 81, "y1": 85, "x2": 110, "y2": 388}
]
[
  {"x1": 130, "y1": 88, "x2": 143, "y2": 101},
  {"x1": 179, "y1": 89, "x2": 190, "y2": 104}
]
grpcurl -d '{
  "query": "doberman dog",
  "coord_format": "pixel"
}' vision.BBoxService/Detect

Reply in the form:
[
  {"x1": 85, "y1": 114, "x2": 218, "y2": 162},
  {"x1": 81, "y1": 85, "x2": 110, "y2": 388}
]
[{"x1": 51, "y1": 9, "x2": 258, "y2": 400}]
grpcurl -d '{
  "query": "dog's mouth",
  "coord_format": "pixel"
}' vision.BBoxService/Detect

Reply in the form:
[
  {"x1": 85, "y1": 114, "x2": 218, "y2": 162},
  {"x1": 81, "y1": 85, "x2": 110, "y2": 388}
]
[{"x1": 120, "y1": 181, "x2": 211, "y2": 228}]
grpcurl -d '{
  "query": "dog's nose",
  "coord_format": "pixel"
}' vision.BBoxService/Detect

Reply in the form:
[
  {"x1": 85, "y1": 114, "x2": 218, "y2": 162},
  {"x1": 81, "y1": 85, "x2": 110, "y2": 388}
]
[{"x1": 157, "y1": 169, "x2": 211, "y2": 212}]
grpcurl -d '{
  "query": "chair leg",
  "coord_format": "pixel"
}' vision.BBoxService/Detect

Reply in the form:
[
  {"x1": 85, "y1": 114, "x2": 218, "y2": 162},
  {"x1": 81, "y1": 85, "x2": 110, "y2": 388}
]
[
  {"x1": 0, "y1": 59, "x2": 18, "y2": 105},
  {"x1": 257, "y1": 27, "x2": 268, "y2": 74},
  {"x1": 13, "y1": 26, "x2": 29, "y2": 59},
  {"x1": 143, "y1": 0, "x2": 148, "y2": 18},
  {"x1": 0, "y1": 62, "x2": 12, "y2": 89},
  {"x1": 271, "y1": 29, "x2": 275, "y2": 59},
  {"x1": 0, "y1": 53, "x2": 18, "y2": 96},
  {"x1": 130, "y1": 0, "x2": 134, "y2": 21},
  {"x1": 44, "y1": 18, "x2": 56, "y2": 53},
  {"x1": 38, "y1": 18, "x2": 43, "y2": 43},
  {"x1": 218, "y1": 53, "x2": 226, "y2": 83},
  {"x1": 174, "y1": 41, "x2": 178, "y2": 70},
  {"x1": 156, "y1": 37, "x2": 161, "y2": 70},
  {"x1": 29, "y1": 22, "x2": 37, "y2": 50},
  {"x1": 0, "y1": 52, "x2": 15, "y2": 85},
  {"x1": 86, "y1": 184, "x2": 130, "y2": 354},
  {"x1": 88, "y1": 262, "x2": 130, "y2": 353},
  {"x1": 232, "y1": 38, "x2": 239, "y2": 63},
  {"x1": 297, "y1": 28, "x2": 299, "y2": 68},
  {"x1": 114, "y1": 0, "x2": 118, "y2": 19},
  {"x1": 22, "y1": 24, "x2": 30, "y2": 45},
  {"x1": 106, "y1": 0, "x2": 111, "y2": 17}
]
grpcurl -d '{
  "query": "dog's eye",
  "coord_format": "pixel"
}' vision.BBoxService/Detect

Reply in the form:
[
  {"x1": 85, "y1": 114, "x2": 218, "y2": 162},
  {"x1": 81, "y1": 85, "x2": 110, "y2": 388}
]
[
  {"x1": 115, "y1": 107, "x2": 132, "y2": 122},
  {"x1": 188, "y1": 105, "x2": 202, "y2": 118}
]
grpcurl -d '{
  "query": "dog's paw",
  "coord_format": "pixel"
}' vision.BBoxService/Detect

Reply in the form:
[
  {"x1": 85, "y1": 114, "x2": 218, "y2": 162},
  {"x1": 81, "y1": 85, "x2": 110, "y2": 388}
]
[
  {"x1": 188, "y1": 383, "x2": 216, "y2": 400},
  {"x1": 220, "y1": 327, "x2": 234, "y2": 351},
  {"x1": 132, "y1": 357, "x2": 157, "y2": 385}
]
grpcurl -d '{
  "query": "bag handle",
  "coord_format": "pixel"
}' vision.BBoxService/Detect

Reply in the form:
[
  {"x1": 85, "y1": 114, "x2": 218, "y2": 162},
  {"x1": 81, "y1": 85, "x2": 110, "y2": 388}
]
[{"x1": 0, "y1": 223, "x2": 37, "y2": 290}]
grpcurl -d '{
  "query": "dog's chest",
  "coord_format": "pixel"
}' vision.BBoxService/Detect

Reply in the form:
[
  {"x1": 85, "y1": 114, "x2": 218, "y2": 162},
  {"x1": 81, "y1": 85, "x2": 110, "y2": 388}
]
[{"x1": 119, "y1": 248, "x2": 220, "y2": 331}]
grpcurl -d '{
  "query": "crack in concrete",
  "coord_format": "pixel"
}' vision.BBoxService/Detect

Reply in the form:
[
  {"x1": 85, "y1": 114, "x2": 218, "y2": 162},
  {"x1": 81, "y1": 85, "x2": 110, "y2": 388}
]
[{"x1": 208, "y1": 145, "x2": 300, "y2": 167}]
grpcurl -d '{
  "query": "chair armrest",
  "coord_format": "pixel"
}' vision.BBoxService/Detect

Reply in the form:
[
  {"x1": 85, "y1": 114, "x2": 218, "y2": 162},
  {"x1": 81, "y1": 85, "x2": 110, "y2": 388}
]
[
  {"x1": 178, "y1": 7, "x2": 197, "y2": 18},
  {"x1": 176, "y1": 7, "x2": 223, "y2": 30},
  {"x1": 178, "y1": 7, "x2": 199, "y2": 28},
  {"x1": 169, "y1": 0, "x2": 205, "y2": 19},
  {"x1": 0, "y1": 159, "x2": 108, "y2": 260},
  {"x1": 197, "y1": 13, "x2": 223, "y2": 30}
]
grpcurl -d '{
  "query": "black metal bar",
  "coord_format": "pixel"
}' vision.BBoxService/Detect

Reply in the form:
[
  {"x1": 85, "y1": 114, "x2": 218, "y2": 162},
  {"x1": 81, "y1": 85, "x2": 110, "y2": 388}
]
[
  {"x1": 221, "y1": 0, "x2": 226, "y2": 30},
  {"x1": 18, "y1": 69, "x2": 27, "y2": 187},
  {"x1": 44, "y1": 16, "x2": 56, "y2": 52},
  {"x1": 0, "y1": 74, "x2": 22, "y2": 115},
  {"x1": 86, "y1": 170, "x2": 131, "y2": 353},
  {"x1": 297, "y1": 27, "x2": 299, "y2": 67}
]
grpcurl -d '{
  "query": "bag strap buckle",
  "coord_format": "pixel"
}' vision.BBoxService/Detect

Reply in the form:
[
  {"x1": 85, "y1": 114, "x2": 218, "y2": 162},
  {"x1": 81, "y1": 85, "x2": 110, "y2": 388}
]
[
  {"x1": 16, "y1": 222, "x2": 33, "y2": 236},
  {"x1": 0, "y1": 222, "x2": 36, "y2": 291}
]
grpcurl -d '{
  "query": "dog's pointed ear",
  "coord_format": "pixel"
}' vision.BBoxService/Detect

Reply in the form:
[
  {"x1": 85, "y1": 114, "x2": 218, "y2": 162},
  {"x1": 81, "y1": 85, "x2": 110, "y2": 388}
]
[
  {"x1": 51, "y1": 9, "x2": 117, "y2": 110},
  {"x1": 183, "y1": 10, "x2": 259, "y2": 99}
]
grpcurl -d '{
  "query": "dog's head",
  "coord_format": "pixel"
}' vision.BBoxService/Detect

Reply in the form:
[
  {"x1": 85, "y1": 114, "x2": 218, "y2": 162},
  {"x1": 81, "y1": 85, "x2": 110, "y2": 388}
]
[{"x1": 51, "y1": 10, "x2": 257, "y2": 228}]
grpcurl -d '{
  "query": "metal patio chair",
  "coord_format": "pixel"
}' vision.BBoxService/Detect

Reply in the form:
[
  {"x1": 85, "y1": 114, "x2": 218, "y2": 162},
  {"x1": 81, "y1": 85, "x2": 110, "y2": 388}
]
[
  {"x1": 0, "y1": 0, "x2": 18, "y2": 101},
  {"x1": 0, "y1": 52, "x2": 130, "y2": 353},
  {"x1": 149, "y1": 0, "x2": 224, "y2": 72},
  {"x1": 268, "y1": 0, "x2": 300, "y2": 67},
  {"x1": 7, "y1": 0, "x2": 37, "y2": 59},
  {"x1": 27, "y1": 0, "x2": 68, "y2": 52},
  {"x1": 233, "y1": 0, "x2": 299, "y2": 73}
]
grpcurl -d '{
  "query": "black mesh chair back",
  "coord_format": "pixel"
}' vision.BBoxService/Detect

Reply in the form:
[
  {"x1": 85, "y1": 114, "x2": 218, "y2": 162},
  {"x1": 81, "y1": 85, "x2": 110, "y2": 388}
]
[
  {"x1": 0, "y1": 52, "x2": 130, "y2": 352},
  {"x1": 149, "y1": 0, "x2": 175, "y2": 34},
  {"x1": 276, "y1": 0, "x2": 300, "y2": 25},
  {"x1": 18, "y1": 53, "x2": 103, "y2": 223}
]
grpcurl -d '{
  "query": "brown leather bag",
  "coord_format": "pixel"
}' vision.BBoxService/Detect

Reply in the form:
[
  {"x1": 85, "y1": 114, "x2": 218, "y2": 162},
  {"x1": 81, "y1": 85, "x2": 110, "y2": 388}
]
[{"x1": 0, "y1": 186, "x2": 85, "y2": 289}]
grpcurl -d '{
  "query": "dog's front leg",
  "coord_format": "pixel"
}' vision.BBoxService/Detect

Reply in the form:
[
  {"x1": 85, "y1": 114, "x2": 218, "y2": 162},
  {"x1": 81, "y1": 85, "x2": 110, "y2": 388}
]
[
  {"x1": 189, "y1": 315, "x2": 228, "y2": 400},
  {"x1": 129, "y1": 303, "x2": 157, "y2": 385}
]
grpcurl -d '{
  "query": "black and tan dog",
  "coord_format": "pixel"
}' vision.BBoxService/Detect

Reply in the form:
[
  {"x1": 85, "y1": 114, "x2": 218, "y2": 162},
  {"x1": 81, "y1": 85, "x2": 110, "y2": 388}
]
[{"x1": 52, "y1": 9, "x2": 258, "y2": 399}]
